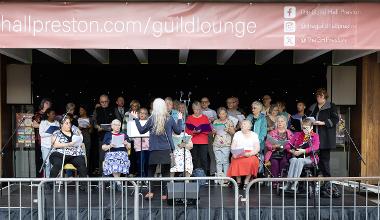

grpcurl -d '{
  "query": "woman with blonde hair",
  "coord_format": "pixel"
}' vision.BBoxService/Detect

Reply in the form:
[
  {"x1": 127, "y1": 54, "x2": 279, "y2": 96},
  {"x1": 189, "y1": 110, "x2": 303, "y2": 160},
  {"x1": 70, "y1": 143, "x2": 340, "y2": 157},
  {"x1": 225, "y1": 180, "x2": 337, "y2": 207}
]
[{"x1": 130, "y1": 98, "x2": 183, "y2": 200}]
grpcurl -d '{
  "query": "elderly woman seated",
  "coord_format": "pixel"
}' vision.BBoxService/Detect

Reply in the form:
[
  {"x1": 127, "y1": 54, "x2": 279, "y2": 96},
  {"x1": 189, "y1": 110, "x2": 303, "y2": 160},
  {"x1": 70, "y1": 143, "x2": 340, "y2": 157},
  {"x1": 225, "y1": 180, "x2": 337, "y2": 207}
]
[
  {"x1": 282, "y1": 118, "x2": 320, "y2": 191},
  {"x1": 227, "y1": 120, "x2": 260, "y2": 190},
  {"x1": 264, "y1": 115, "x2": 293, "y2": 189}
]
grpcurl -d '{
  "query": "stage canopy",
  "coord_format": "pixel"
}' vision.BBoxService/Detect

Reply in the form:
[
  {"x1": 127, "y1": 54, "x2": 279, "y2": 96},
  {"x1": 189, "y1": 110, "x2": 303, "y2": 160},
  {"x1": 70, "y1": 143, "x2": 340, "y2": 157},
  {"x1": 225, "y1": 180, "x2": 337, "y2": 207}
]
[{"x1": 0, "y1": 2, "x2": 379, "y2": 65}]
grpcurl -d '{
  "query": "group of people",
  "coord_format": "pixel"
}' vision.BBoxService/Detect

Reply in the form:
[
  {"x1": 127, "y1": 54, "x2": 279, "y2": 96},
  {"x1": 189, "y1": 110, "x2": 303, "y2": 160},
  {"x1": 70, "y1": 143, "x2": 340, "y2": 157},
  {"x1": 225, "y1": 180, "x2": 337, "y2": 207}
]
[{"x1": 32, "y1": 88, "x2": 339, "y2": 196}]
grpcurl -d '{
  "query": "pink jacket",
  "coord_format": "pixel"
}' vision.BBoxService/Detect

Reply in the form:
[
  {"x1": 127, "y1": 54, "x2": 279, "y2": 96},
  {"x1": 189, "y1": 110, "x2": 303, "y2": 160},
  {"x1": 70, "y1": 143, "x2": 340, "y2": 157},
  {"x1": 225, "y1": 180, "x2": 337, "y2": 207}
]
[
  {"x1": 133, "y1": 137, "x2": 149, "y2": 151},
  {"x1": 265, "y1": 129, "x2": 293, "y2": 161},
  {"x1": 285, "y1": 132, "x2": 320, "y2": 164}
]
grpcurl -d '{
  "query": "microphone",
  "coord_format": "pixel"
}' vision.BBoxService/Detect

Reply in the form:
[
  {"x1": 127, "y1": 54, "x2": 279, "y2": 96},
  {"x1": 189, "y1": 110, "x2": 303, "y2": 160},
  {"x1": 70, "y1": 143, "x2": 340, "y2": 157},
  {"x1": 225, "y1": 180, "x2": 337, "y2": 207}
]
[{"x1": 179, "y1": 91, "x2": 184, "y2": 101}]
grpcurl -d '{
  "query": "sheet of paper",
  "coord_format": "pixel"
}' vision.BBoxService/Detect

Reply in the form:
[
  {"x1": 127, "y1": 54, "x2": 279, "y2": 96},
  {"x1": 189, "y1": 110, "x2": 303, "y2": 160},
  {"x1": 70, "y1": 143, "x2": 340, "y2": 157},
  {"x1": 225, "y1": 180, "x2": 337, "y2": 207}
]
[
  {"x1": 46, "y1": 126, "x2": 59, "y2": 134},
  {"x1": 127, "y1": 120, "x2": 149, "y2": 138},
  {"x1": 111, "y1": 134, "x2": 125, "y2": 148},
  {"x1": 78, "y1": 118, "x2": 90, "y2": 128},
  {"x1": 267, "y1": 135, "x2": 289, "y2": 146},
  {"x1": 202, "y1": 110, "x2": 215, "y2": 120},
  {"x1": 100, "y1": 124, "x2": 111, "y2": 131},
  {"x1": 173, "y1": 133, "x2": 192, "y2": 147},
  {"x1": 236, "y1": 114, "x2": 245, "y2": 122},
  {"x1": 72, "y1": 135, "x2": 83, "y2": 147},
  {"x1": 213, "y1": 123, "x2": 226, "y2": 136},
  {"x1": 231, "y1": 148, "x2": 245, "y2": 156},
  {"x1": 228, "y1": 116, "x2": 239, "y2": 127},
  {"x1": 306, "y1": 117, "x2": 316, "y2": 122}
]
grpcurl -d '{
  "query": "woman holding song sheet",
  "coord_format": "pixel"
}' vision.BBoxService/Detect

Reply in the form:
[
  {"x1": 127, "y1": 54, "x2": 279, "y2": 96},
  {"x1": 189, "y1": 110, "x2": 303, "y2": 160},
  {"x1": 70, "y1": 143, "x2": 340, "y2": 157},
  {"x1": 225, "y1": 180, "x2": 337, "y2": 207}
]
[
  {"x1": 170, "y1": 133, "x2": 193, "y2": 178},
  {"x1": 227, "y1": 120, "x2": 260, "y2": 190},
  {"x1": 185, "y1": 101, "x2": 211, "y2": 174},
  {"x1": 264, "y1": 115, "x2": 293, "y2": 189},
  {"x1": 212, "y1": 107, "x2": 235, "y2": 184},
  {"x1": 102, "y1": 119, "x2": 131, "y2": 191}
]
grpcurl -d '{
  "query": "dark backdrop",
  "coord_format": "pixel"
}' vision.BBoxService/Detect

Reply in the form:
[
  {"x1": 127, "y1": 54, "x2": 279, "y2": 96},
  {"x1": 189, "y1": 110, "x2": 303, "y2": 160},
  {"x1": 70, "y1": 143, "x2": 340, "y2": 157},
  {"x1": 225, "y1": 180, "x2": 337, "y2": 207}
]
[{"x1": 31, "y1": 64, "x2": 327, "y2": 115}]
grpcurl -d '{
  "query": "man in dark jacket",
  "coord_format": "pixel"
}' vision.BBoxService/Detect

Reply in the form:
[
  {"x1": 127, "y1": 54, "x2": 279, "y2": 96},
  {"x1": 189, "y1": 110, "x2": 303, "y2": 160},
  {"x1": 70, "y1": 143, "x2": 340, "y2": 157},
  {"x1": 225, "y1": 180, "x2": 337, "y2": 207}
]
[
  {"x1": 114, "y1": 96, "x2": 127, "y2": 122},
  {"x1": 309, "y1": 88, "x2": 340, "y2": 198},
  {"x1": 94, "y1": 94, "x2": 116, "y2": 175}
]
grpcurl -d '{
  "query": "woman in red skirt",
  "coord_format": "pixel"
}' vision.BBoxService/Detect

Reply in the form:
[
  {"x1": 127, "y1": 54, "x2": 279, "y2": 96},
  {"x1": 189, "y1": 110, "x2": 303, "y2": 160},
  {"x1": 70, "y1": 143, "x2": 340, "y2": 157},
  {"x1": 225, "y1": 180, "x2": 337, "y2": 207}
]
[{"x1": 227, "y1": 120, "x2": 260, "y2": 189}]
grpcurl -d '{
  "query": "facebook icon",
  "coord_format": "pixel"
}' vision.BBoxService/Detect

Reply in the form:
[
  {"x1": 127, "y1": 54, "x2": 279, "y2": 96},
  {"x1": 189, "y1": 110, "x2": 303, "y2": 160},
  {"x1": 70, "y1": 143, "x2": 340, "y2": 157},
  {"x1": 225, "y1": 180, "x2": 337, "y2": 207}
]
[{"x1": 284, "y1": 6, "x2": 296, "y2": 19}]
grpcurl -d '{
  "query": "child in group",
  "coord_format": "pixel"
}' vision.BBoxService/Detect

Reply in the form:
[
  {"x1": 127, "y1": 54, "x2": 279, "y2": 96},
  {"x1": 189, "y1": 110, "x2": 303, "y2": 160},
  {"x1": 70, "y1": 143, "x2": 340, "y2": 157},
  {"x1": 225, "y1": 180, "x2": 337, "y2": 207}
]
[
  {"x1": 212, "y1": 107, "x2": 235, "y2": 185},
  {"x1": 170, "y1": 133, "x2": 194, "y2": 180},
  {"x1": 102, "y1": 119, "x2": 131, "y2": 191},
  {"x1": 133, "y1": 108, "x2": 150, "y2": 178}
]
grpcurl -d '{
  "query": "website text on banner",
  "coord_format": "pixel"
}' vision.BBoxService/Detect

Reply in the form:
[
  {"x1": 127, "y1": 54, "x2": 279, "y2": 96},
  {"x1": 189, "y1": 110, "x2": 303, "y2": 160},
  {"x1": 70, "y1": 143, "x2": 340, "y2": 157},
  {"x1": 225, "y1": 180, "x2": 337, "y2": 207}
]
[{"x1": 0, "y1": 3, "x2": 379, "y2": 49}]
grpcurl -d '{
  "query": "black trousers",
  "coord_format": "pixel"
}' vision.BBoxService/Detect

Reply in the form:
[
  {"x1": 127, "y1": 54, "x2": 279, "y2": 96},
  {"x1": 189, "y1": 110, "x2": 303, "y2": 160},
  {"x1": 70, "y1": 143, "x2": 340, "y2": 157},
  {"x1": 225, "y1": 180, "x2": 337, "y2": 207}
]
[
  {"x1": 49, "y1": 152, "x2": 88, "y2": 178},
  {"x1": 147, "y1": 163, "x2": 171, "y2": 195},
  {"x1": 148, "y1": 164, "x2": 170, "y2": 178},
  {"x1": 191, "y1": 144, "x2": 209, "y2": 174},
  {"x1": 318, "y1": 149, "x2": 331, "y2": 177}
]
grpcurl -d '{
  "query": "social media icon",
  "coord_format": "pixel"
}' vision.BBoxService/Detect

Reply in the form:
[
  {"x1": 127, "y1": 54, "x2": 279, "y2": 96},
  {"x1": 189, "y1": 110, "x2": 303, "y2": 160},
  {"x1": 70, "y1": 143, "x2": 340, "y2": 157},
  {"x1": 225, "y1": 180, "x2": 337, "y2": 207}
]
[
  {"x1": 284, "y1": 35, "x2": 296, "y2": 46},
  {"x1": 284, "y1": 21, "x2": 296, "y2": 33},
  {"x1": 284, "y1": 6, "x2": 296, "y2": 19}
]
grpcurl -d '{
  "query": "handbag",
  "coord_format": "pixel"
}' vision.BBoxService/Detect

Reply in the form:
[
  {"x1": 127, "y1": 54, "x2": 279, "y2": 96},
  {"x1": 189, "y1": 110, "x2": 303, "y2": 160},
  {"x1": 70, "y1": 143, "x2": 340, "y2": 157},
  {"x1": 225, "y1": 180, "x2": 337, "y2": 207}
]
[
  {"x1": 164, "y1": 131, "x2": 176, "y2": 168},
  {"x1": 270, "y1": 131, "x2": 288, "y2": 159},
  {"x1": 271, "y1": 149, "x2": 285, "y2": 159}
]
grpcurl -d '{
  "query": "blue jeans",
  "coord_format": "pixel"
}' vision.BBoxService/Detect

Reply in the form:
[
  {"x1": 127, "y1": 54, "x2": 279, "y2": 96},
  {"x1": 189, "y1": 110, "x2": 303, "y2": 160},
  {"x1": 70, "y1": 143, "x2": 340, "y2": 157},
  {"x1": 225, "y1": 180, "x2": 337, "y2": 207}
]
[
  {"x1": 136, "y1": 151, "x2": 150, "y2": 177},
  {"x1": 213, "y1": 147, "x2": 230, "y2": 177},
  {"x1": 41, "y1": 147, "x2": 52, "y2": 178}
]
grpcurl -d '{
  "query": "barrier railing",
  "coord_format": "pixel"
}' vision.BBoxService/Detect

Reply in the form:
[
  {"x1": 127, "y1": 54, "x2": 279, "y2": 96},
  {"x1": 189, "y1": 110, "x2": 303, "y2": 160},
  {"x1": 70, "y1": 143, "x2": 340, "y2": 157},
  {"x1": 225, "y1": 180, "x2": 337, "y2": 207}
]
[
  {"x1": 36, "y1": 177, "x2": 239, "y2": 220},
  {"x1": 245, "y1": 177, "x2": 380, "y2": 220},
  {"x1": 1, "y1": 176, "x2": 379, "y2": 220}
]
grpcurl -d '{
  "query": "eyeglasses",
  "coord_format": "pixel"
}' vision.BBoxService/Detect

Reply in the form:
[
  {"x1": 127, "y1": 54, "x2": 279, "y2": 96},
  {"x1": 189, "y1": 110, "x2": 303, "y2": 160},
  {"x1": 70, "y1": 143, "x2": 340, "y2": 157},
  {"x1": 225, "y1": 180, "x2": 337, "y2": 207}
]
[
  {"x1": 201, "y1": 101, "x2": 209, "y2": 103},
  {"x1": 100, "y1": 101, "x2": 109, "y2": 104},
  {"x1": 302, "y1": 126, "x2": 311, "y2": 130}
]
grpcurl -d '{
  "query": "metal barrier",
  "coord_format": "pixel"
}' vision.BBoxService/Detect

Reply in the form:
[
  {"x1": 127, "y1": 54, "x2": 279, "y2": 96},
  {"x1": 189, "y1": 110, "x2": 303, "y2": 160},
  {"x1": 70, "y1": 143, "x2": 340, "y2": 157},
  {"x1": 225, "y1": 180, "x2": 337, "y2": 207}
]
[
  {"x1": 245, "y1": 177, "x2": 380, "y2": 220},
  {"x1": 37, "y1": 177, "x2": 139, "y2": 220},
  {"x1": 0, "y1": 178, "x2": 42, "y2": 220},
  {"x1": 34, "y1": 177, "x2": 239, "y2": 220},
  {"x1": 3, "y1": 176, "x2": 380, "y2": 220},
  {"x1": 129, "y1": 177, "x2": 239, "y2": 220}
]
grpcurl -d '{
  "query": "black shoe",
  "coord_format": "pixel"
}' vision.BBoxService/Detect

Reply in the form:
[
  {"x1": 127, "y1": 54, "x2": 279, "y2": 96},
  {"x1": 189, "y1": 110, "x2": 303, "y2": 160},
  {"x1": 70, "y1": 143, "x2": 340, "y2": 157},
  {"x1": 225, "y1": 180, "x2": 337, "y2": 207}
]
[
  {"x1": 44, "y1": 183, "x2": 53, "y2": 192},
  {"x1": 79, "y1": 184, "x2": 88, "y2": 192},
  {"x1": 116, "y1": 183, "x2": 123, "y2": 192}
]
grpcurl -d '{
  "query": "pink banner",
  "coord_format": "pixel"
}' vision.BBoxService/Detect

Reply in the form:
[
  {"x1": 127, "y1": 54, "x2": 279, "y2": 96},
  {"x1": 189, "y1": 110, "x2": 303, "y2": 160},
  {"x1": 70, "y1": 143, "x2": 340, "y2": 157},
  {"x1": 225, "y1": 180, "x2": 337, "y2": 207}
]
[{"x1": 0, "y1": 2, "x2": 379, "y2": 49}]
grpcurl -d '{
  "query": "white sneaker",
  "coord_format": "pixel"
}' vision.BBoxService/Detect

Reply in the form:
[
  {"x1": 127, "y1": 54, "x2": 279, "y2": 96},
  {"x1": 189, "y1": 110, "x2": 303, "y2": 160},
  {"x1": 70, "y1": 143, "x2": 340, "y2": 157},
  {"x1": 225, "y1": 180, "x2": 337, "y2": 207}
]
[{"x1": 290, "y1": 183, "x2": 297, "y2": 191}]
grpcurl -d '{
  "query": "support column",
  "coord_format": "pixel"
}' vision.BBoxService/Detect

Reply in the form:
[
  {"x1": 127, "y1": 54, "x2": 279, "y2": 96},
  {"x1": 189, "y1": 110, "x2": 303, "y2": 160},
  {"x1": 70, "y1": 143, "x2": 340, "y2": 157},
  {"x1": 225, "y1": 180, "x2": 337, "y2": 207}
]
[{"x1": 361, "y1": 54, "x2": 380, "y2": 177}]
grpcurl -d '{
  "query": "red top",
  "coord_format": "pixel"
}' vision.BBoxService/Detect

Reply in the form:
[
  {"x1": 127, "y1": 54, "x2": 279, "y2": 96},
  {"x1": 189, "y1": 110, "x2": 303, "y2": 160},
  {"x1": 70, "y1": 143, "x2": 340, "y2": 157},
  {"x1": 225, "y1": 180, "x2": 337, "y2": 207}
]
[{"x1": 185, "y1": 114, "x2": 210, "y2": 145}]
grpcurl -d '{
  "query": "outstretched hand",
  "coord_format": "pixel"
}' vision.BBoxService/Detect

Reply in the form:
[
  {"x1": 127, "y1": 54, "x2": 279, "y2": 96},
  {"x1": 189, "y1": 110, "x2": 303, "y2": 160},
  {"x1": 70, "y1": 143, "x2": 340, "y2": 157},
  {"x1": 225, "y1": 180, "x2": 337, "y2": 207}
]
[{"x1": 130, "y1": 111, "x2": 139, "y2": 119}]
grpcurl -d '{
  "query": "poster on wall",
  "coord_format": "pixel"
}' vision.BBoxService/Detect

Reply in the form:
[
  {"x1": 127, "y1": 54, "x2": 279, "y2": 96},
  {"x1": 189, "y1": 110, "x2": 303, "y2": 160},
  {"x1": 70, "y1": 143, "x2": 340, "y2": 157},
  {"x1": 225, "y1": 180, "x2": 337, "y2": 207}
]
[
  {"x1": 15, "y1": 113, "x2": 35, "y2": 148},
  {"x1": 336, "y1": 113, "x2": 346, "y2": 147}
]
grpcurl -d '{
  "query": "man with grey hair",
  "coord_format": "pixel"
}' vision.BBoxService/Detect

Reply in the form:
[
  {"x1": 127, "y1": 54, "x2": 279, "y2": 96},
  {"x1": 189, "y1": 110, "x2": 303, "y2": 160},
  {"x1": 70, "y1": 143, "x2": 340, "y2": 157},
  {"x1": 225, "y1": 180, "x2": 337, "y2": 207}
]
[{"x1": 94, "y1": 94, "x2": 116, "y2": 176}]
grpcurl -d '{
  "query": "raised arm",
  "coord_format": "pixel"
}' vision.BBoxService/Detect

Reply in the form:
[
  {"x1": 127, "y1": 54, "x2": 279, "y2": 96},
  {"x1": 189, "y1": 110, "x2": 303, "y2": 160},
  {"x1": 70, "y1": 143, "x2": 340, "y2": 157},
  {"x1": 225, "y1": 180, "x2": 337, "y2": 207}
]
[{"x1": 135, "y1": 117, "x2": 153, "y2": 134}]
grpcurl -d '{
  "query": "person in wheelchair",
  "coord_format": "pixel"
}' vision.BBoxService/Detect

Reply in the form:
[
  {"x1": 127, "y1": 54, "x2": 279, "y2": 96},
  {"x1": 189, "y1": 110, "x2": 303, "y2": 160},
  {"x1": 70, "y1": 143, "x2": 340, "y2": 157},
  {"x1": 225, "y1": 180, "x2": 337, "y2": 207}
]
[
  {"x1": 281, "y1": 118, "x2": 319, "y2": 191},
  {"x1": 264, "y1": 115, "x2": 293, "y2": 189}
]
